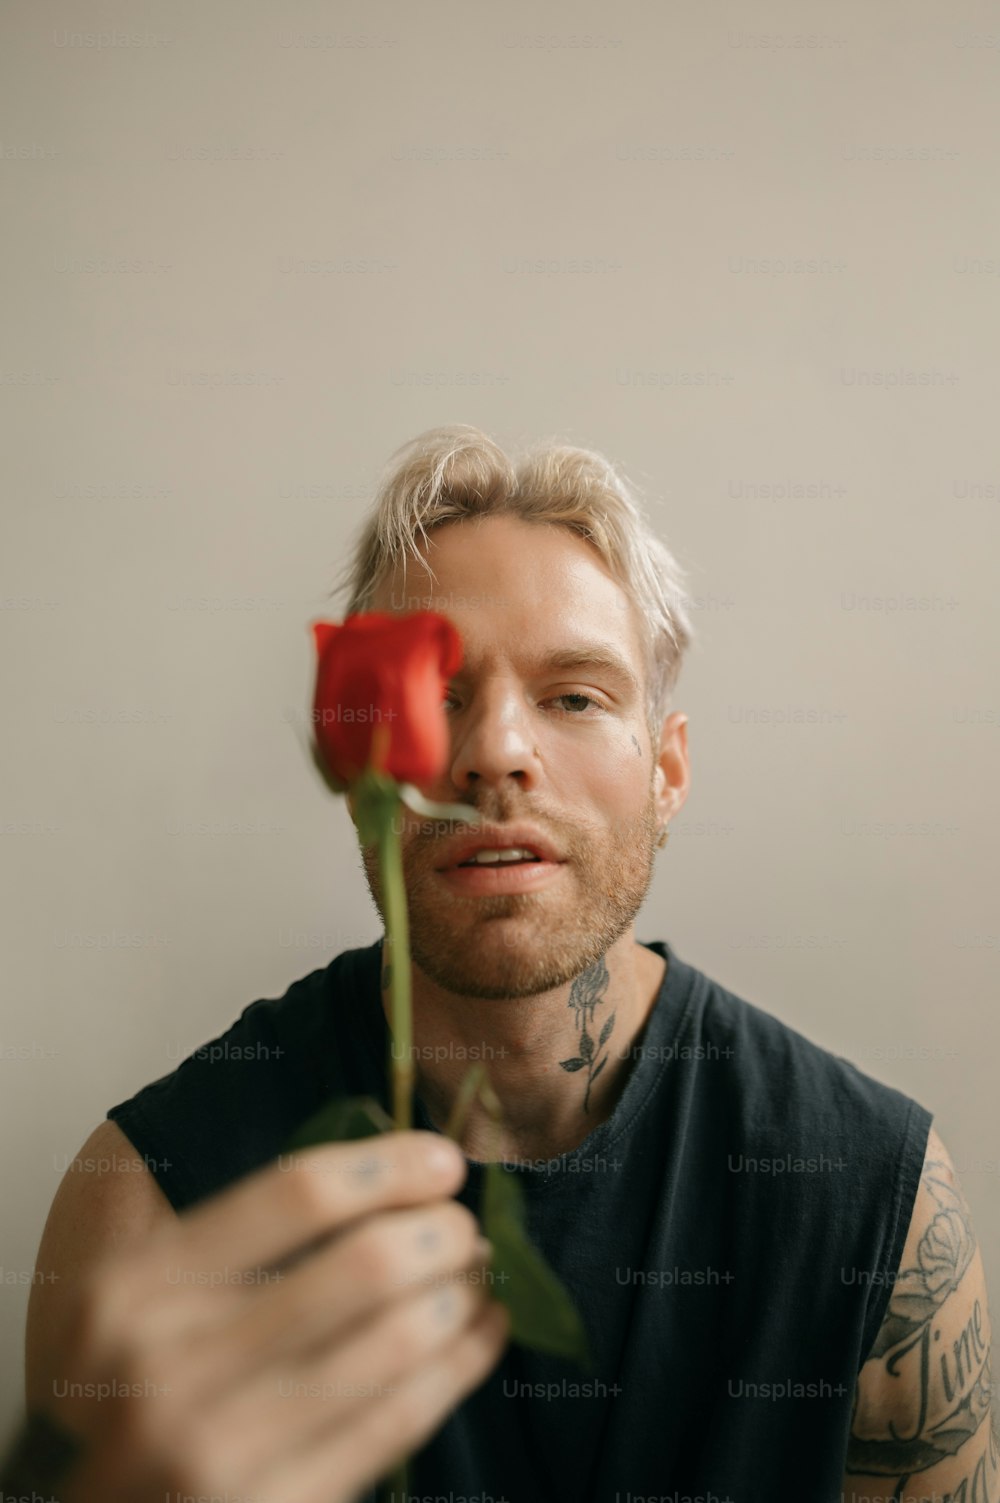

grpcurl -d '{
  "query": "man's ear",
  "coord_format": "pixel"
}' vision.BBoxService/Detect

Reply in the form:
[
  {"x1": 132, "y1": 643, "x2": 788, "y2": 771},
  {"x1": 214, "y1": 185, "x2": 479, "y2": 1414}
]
[{"x1": 652, "y1": 712, "x2": 691, "y2": 829}]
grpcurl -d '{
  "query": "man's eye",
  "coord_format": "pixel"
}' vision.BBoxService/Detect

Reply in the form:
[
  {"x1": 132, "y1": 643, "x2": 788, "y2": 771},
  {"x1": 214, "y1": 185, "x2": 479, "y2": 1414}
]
[
  {"x1": 442, "y1": 692, "x2": 603, "y2": 714},
  {"x1": 549, "y1": 693, "x2": 600, "y2": 714}
]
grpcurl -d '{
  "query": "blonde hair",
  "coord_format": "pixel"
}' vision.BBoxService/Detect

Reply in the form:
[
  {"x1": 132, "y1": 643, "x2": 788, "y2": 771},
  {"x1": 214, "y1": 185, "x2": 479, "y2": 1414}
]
[{"x1": 331, "y1": 424, "x2": 696, "y2": 740}]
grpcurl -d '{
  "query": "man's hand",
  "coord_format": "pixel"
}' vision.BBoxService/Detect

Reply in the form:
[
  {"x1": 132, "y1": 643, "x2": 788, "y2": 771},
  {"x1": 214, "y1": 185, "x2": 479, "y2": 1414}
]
[{"x1": 36, "y1": 1131, "x2": 508, "y2": 1503}]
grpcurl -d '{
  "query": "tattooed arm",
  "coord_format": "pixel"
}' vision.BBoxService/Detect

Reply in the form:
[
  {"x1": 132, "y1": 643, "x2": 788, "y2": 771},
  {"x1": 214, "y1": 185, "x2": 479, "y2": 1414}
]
[{"x1": 841, "y1": 1124, "x2": 999, "y2": 1503}]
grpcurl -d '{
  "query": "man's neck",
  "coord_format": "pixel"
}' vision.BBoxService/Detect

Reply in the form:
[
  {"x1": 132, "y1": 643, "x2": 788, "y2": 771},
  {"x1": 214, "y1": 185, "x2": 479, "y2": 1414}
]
[{"x1": 377, "y1": 933, "x2": 667, "y2": 1163}]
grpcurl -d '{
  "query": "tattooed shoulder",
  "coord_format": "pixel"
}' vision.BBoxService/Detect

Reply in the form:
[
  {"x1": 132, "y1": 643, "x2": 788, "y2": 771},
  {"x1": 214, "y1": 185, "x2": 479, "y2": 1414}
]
[{"x1": 842, "y1": 1123, "x2": 998, "y2": 1501}]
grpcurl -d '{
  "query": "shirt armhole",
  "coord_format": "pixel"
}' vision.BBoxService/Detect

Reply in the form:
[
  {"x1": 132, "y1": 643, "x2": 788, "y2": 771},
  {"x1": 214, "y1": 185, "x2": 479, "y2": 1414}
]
[
  {"x1": 106, "y1": 1095, "x2": 198, "y2": 1213},
  {"x1": 104, "y1": 993, "x2": 289, "y2": 1215},
  {"x1": 857, "y1": 1097, "x2": 934, "y2": 1369}
]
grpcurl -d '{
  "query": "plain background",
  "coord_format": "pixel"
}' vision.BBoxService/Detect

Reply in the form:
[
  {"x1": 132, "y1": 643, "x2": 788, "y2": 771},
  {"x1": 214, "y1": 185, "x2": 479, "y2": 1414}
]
[{"x1": 2, "y1": 0, "x2": 998, "y2": 1446}]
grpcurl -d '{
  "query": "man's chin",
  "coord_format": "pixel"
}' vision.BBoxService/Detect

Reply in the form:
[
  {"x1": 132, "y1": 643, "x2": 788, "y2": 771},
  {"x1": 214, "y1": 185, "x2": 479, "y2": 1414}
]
[
  {"x1": 409, "y1": 914, "x2": 617, "y2": 1001},
  {"x1": 412, "y1": 955, "x2": 584, "y2": 1002},
  {"x1": 365, "y1": 835, "x2": 655, "y2": 998}
]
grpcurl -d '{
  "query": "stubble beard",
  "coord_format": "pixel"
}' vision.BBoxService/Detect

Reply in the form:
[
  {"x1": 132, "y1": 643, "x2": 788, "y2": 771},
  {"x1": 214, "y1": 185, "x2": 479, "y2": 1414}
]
[{"x1": 359, "y1": 788, "x2": 660, "y2": 1000}]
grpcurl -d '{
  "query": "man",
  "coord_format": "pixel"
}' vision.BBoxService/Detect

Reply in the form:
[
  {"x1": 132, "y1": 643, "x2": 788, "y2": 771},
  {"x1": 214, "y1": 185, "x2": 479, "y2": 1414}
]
[{"x1": 22, "y1": 426, "x2": 997, "y2": 1500}]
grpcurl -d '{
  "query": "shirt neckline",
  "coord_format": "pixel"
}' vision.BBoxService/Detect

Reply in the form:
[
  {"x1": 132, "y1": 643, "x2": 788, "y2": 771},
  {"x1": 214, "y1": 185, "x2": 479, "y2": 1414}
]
[{"x1": 353, "y1": 936, "x2": 696, "y2": 1193}]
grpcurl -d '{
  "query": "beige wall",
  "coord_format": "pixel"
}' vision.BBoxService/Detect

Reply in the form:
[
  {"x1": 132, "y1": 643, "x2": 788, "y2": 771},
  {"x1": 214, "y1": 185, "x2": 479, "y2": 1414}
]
[{"x1": 3, "y1": 0, "x2": 998, "y2": 1441}]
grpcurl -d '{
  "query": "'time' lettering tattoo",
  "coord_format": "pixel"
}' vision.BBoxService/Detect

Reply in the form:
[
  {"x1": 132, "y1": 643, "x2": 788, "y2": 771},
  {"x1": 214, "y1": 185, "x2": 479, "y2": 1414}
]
[{"x1": 845, "y1": 1149, "x2": 998, "y2": 1494}]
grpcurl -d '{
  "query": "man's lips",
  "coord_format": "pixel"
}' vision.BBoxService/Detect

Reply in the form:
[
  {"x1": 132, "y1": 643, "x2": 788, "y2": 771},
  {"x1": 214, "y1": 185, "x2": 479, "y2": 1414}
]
[
  {"x1": 431, "y1": 822, "x2": 568, "y2": 898},
  {"x1": 435, "y1": 858, "x2": 568, "y2": 896},
  {"x1": 435, "y1": 824, "x2": 565, "y2": 871}
]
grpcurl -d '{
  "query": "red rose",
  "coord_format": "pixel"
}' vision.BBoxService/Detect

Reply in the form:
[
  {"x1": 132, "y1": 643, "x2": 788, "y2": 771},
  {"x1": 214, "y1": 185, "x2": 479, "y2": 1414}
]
[{"x1": 310, "y1": 611, "x2": 463, "y2": 787}]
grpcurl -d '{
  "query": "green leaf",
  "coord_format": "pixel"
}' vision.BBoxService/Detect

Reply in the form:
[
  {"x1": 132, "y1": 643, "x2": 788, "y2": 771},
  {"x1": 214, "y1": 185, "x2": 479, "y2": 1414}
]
[
  {"x1": 599, "y1": 1014, "x2": 616, "y2": 1047},
  {"x1": 282, "y1": 1095, "x2": 395, "y2": 1153},
  {"x1": 559, "y1": 1057, "x2": 586, "y2": 1072},
  {"x1": 281, "y1": 1096, "x2": 593, "y2": 1371},
  {"x1": 482, "y1": 1160, "x2": 593, "y2": 1370}
]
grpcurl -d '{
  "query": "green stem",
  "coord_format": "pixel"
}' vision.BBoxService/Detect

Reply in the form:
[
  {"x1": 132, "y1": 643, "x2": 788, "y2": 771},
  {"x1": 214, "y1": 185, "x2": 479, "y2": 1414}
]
[
  {"x1": 480, "y1": 1073, "x2": 505, "y2": 1163},
  {"x1": 348, "y1": 773, "x2": 485, "y2": 1502},
  {"x1": 376, "y1": 798, "x2": 413, "y2": 1132},
  {"x1": 445, "y1": 1065, "x2": 509, "y2": 1168},
  {"x1": 375, "y1": 790, "x2": 414, "y2": 1501},
  {"x1": 444, "y1": 1063, "x2": 486, "y2": 1143}
]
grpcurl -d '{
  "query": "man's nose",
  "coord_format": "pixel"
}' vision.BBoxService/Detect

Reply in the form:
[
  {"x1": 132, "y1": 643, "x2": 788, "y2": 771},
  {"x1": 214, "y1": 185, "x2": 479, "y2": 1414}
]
[{"x1": 446, "y1": 682, "x2": 543, "y2": 790}]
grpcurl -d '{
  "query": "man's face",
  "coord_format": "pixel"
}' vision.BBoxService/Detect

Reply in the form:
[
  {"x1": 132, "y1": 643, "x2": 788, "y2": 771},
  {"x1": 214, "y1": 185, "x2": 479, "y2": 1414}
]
[{"x1": 360, "y1": 514, "x2": 667, "y2": 1000}]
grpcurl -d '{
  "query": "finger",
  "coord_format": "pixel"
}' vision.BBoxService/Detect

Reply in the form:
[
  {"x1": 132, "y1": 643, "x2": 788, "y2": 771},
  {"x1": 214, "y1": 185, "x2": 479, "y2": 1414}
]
[
  {"x1": 82, "y1": 1135, "x2": 470, "y2": 1374},
  {"x1": 146, "y1": 1132, "x2": 466, "y2": 1283},
  {"x1": 168, "y1": 1201, "x2": 485, "y2": 1399},
  {"x1": 255, "y1": 1296, "x2": 511, "y2": 1503},
  {"x1": 195, "y1": 1252, "x2": 497, "y2": 1482}
]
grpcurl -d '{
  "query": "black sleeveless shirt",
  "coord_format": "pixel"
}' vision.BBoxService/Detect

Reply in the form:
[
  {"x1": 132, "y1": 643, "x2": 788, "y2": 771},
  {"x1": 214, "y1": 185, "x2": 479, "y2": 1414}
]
[{"x1": 106, "y1": 939, "x2": 932, "y2": 1503}]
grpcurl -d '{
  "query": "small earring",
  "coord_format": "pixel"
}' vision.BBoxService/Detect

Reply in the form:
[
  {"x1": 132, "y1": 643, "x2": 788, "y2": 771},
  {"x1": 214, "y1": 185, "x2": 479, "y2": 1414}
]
[{"x1": 656, "y1": 824, "x2": 670, "y2": 850}]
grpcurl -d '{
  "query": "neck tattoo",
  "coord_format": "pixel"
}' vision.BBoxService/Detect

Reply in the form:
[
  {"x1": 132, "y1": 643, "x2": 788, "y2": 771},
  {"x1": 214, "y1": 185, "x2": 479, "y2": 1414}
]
[{"x1": 559, "y1": 954, "x2": 615, "y2": 1113}]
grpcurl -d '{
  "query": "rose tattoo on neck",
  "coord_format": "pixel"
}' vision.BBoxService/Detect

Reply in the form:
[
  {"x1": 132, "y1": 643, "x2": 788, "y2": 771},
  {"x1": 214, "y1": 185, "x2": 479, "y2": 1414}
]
[{"x1": 559, "y1": 955, "x2": 615, "y2": 1113}]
